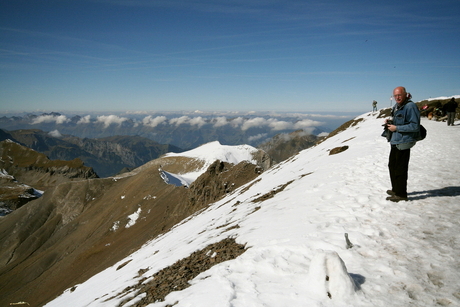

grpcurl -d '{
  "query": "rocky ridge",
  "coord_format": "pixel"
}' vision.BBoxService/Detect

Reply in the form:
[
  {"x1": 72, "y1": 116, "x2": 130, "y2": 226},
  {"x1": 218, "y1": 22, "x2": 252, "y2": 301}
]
[
  {"x1": 0, "y1": 139, "x2": 97, "y2": 190},
  {"x1": 0, "y1": 170, "x2": 42, "y2": 215},
  {"x1": 258, "y1": 129, "x2": 321, "y2": 164},
  {"x1": 0, "y1": 139, "x2": 98, "y2": 215}
]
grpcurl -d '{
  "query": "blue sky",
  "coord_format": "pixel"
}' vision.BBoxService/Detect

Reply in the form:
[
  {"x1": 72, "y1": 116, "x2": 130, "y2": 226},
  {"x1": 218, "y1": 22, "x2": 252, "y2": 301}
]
[{"x1": 1, "y1": 0, "x2": 459, "y2": 113}]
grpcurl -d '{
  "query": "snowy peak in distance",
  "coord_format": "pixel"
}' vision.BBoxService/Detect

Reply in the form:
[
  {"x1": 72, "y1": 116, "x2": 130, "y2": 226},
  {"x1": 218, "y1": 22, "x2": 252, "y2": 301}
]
[
  {"x1": 165, "y1": 141, "x2": 259, "y2": 165},
  {"x1": 146, "y1": 141, "x2": 271, "y2": 186}
]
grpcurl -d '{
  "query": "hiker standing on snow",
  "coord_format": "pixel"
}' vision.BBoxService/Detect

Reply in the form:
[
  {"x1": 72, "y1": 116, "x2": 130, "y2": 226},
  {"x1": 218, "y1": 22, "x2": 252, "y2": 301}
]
[
  {"x1": 372, "y1": 100, "x2": 378, "y2": 112},
  {"x1": 383, "y1": 86, "x2": 420, "y2": 202},
  {"x1": 444, "y1": 97, "x2": 458, "y2": 126}
]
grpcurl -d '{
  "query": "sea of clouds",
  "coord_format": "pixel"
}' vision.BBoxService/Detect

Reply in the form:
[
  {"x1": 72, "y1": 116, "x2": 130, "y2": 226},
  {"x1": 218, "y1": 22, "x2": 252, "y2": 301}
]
[{"x1": 26, "y1": 111, "x2": 356, "y2": 133}]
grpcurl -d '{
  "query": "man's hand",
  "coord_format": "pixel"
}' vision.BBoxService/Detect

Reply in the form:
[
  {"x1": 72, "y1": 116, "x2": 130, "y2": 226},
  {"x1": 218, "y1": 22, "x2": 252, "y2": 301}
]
[{"x1": 387, "y1": 124, "x2": 397, "y2": 132}]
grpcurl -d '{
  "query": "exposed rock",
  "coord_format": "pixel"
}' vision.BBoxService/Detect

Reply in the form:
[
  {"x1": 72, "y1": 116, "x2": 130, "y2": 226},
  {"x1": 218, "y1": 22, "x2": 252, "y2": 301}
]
[
  {"x1": 319, "y1": 118, "x2": 364, "y2": 143},
  {"x1": 251, "y1": 147, "x2": 273, "y2": 170},
  {"x1": 252, "y1": 180, "x2": 294, "y2": 203},
  {"x1": 188, "y1": 160, "x2": 263, "y2": 207},
  {"x1": 0, "y1": 139, "x2": 98, "y2": 190},
  {"x1": 377, "y1": 108, "x2": 392, "y2": 119},
  {"x1": 0, "y1": 140, "x2": 96, "y2": 215},
  {"x1": 329, "y1": 146, "x2": 349, "y2": 155},
  {"x1": 0, "y1": 174, "x2": 41, "y2": 214},
  {"x1": 114, "y1": 237, "x2": 246, "y2": 307},
  {"x1": 258, "y1": 130, "x2": 319, "y2": 163}
]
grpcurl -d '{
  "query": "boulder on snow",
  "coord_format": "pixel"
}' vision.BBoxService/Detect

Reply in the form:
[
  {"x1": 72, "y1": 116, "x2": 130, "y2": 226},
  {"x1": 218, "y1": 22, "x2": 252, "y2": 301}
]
[
  {"x1": 306, "y1": 250, "x2": 357, "y2": 300},
  {"x1": 329, "y1": 145, "x2": 349, "y2": 155}
]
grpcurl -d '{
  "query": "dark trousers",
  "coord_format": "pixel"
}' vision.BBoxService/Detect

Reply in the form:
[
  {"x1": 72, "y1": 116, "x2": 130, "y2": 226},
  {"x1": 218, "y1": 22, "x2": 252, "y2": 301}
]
[
  {"x1": 447, "y1": 112, "x2": 456, "y2": 126},
  {"x1": 388, "y1": 145, "x2": 411, "y2": 197}
]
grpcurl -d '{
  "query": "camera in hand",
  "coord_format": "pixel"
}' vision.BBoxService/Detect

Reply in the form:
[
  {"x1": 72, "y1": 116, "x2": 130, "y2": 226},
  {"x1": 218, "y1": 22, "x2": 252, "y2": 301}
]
[{"x1": 383, "y1": 119, "x2": 393, "y2": 130}]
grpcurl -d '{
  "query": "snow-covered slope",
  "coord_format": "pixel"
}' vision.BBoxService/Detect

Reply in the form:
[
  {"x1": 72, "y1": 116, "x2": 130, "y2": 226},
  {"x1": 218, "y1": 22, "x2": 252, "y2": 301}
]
[
  {"x1": 45, "y1": 112, "x2": 460, "y2": 307},
  {"x1": 161, "y1": 141, "x2": 259, "y2": 186},
  {"x1": 165, "y1": 141, "x2": 258, "y2": 165}
]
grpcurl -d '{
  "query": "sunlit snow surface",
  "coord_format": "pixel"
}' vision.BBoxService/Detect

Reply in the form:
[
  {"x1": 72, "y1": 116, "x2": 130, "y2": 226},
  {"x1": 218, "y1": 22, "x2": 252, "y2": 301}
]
[
  {"x1": 45, "y1": 113, "x2": 460, "y2": 307},
  {"x1": 161, "y1": 141, "x2": 259, "y2": 186}
]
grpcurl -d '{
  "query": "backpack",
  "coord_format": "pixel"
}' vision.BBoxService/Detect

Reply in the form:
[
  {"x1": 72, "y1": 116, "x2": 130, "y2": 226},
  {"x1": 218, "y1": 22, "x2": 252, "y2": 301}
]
[{"x1": 417, "y1": 125, "x2": 427, "y2": 141}]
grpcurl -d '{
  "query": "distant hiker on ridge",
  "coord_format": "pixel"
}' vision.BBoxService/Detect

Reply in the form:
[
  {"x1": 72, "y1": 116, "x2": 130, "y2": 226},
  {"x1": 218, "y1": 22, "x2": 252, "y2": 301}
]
[
  {"x1": 372, "y1": 100, "x2": 378, "y2": 112},
  {"x1": 382, "y1": 86, "x2": 420, "y2": 202}
]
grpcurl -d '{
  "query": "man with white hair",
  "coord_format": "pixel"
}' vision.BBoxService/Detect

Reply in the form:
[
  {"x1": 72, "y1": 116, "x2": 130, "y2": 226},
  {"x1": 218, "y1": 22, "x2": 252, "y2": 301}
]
[{"x1": 383, "y1": 86, "x2": 420, "y2": 202}]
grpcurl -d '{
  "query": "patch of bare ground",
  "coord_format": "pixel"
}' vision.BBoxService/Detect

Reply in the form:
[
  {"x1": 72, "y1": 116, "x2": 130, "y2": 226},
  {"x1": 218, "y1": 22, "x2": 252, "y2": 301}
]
[
  {"x1": 329, "y1": 146, "x2": 349, "y2": 155},
  {"x1": 377, "y1": 108, "x2": 392, "y2": 119},
  {"x1": 252, "y1": 180, "x2": 294, "y2": 203},
  {"x1": 318, "y1": 118, "x2": 365, "y2": 143},
  {"x1": 112, "y1": 237, "x2": 247, "y2": 307}
]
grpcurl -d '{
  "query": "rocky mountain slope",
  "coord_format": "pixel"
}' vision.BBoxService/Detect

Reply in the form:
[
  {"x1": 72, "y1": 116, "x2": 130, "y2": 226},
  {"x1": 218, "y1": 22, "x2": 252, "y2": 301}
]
[
  {"x1": 0, "y1": 139, "x2": 98, "y2": 190},
  {"x1": 0, "y1": 139, "x2": 98, "y2": 215},
  {"x1": 0, "y1": 129, "x2": 183, "y2": 177},
  {"x1": 0, "y1": 169, "x2": 42, "y2": 216},
  {"x1": 0, "y1": 142, "x2": 270, "y2": 307},
  {"x1": 257, "y1": 130, "x2": 321, "y2": 164}
]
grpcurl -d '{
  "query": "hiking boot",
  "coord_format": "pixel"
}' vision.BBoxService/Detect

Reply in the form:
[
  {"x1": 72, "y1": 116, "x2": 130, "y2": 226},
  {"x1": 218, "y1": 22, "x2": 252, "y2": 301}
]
[
  {"x1": 386, "y1": 190, "x2": 396, "y2": 196},
  {"x1": 386, "y1": 195, "x2": 408, "y2": 202}
]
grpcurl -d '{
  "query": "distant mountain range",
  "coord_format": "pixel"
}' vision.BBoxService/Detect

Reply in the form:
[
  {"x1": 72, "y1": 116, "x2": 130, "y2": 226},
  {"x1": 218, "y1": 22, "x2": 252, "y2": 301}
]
[
  {"x1": 0, "y1": 129, "x2": 183, "y2": 177},
  {"x1": 0, "y1": 111, "x2": 346, "y2": 150},
  {"x1": 0, "y1": 125, "x2": 322, "y2": 178},
  {"x1": 0, "y1": 111, "x2": 339, "y2": 177}
]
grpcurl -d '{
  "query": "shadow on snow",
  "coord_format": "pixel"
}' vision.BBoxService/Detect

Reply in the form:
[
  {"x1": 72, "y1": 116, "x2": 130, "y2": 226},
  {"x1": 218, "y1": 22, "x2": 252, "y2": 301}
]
[{"x1": 409, "y1": 186, "x2": 460, "y2": 200}]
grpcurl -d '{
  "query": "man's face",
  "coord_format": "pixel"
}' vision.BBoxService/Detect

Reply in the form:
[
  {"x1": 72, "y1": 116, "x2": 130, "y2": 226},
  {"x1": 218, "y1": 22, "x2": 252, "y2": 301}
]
[{"x1": 393, "y1": 88, "x2": 406, "y2": 105}]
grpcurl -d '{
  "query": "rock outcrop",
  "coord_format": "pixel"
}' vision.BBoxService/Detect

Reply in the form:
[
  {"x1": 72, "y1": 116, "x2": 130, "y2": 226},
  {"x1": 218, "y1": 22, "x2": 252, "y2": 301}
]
[
  {"x1": 257, "y1": 130, "x2": 320, "y2": 163},
  {"x1": 119, "y1": 237, "x2": 247, "y2": 307},
  {"x1": 0, "y1": 172, "x2": 41, "y2": 215},
  {"x1": 0, "y1": 139, "x2": 98, "y2": 190}
]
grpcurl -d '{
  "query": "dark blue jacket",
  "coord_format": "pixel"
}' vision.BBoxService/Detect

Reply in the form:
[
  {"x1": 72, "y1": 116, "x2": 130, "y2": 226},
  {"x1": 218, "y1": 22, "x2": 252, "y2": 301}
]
[{"x1": 389, "y1": 100, "x2": 420, "y2": 145}]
